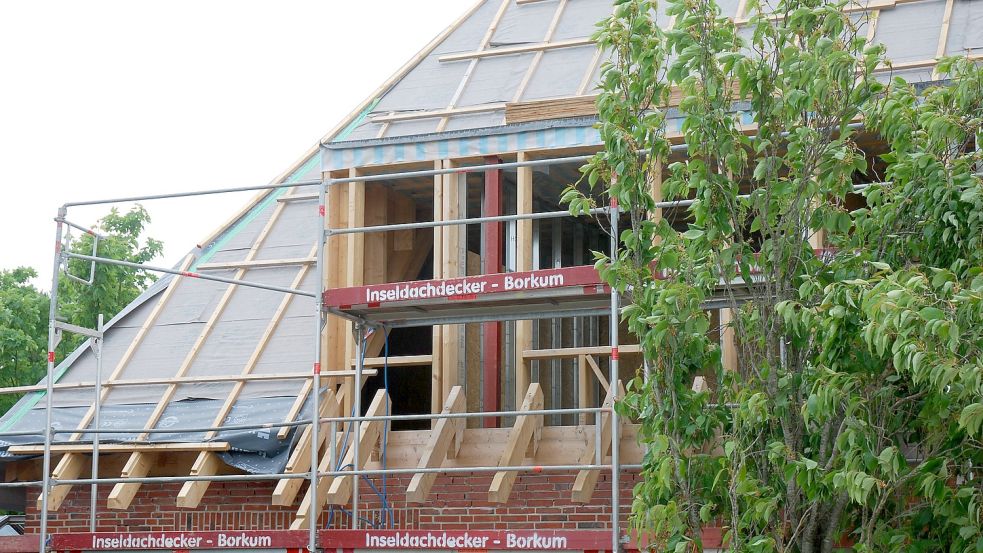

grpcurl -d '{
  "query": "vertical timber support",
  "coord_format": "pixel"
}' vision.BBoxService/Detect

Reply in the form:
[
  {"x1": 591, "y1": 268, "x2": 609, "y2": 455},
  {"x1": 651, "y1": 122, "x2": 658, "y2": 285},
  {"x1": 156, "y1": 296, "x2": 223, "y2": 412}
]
[
  {"x1": 514, "y1": 152, "x2": 533, "y2": 408},
  {"x1": 344, "y1": 168, "x2": 365, "y2": 417},
  {"x1": 482, "y1": 156, "x2": 503, "y2": 427}
]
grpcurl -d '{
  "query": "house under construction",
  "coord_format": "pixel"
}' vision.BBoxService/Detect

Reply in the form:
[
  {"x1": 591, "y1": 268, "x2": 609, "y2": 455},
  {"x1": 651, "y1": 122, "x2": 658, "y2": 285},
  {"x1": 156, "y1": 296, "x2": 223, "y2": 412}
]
[{"x1": 0, "y1": 0, "x2": 978, "y2": 552}]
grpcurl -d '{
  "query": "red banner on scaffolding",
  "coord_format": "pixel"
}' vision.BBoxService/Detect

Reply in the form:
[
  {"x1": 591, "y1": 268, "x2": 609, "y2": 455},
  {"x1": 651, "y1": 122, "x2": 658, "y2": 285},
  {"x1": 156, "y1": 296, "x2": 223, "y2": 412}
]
[
  {"x1": 50, "y1": 530, "x2": 308, "y2": 551},
  {"x1": 319, "y1": 529, "x2": 616, "y2": 552},
  {"x1": 322, "y1": 265, "x2": 605, "y2": 309}
]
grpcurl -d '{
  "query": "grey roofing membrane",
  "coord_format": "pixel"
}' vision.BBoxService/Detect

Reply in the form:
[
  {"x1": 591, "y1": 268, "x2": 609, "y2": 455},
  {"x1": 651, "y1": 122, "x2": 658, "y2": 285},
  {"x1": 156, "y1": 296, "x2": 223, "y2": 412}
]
[
  {"x1": 339, "y1": 0, "x2": 969, "y2": 143},
  {"x1": 0, "y1": 0, "x2": 974, "y2": 476}
]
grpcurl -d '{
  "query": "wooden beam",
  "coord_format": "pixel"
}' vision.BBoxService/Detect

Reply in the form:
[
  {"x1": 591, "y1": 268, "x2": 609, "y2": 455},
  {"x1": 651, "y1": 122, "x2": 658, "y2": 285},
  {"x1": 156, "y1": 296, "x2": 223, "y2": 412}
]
[
  {"x1": 324, "y1": 390, "x2": 391, "y2": 505},
  {"x1": 438, "y1": 37, "x2": 594, "y2": 63},
  {"x1": 515, "y1": 153, "x2": 533, "y2": 404},
  {"x1": 196, "y1": 257, "x2": 314, "y2": 271},
  {"x1": 343, "y1": 169, "x2": 365, "y2": 417},
  {"x1": 571, "y1": 382, "x2": 622, "y2": 503},
  {"x1": 522, "y1": 344, "x2": 642, "y2": 360},
  {"x1": 107, "y1": 452, "x2": 153, "y2": 510},
  {"x1": 432, "y1": 161, "x2": 445, "y2": 418},
  {"x1": 174, "y1": 452, "x2": 224, "y2": 508},
  {"x1": 13, "y1": 442, "x2": 230, "y2": 455},
  {"x1": 406, "y1": 386, "x2": 466, "y2": 503},
  {"x1": 720, "y1": 308, "x2": 738, "y2": 372},
  {"x1": 371, "y1": 103, "x2": 508, "y2": 124},
  {"x1": 37, "y1": 454, "x2": 85, "y2": 511},
  {"x1": 272, "y1": 389, "x2": 341, "y2": 507},
  {"x1": 584, "y1": 355, "x2": 610, "y2": 394},
  {"x1": 350, "y1": 355, "x2": 433, "y2": 368},
  {"x1": 488, "y1": 383, "x2": 544, "y2": 503},
  {"x1": 578, "y1": 355, "x2": 591, "y2": 426},
  {"x1": 933, "y1": 0, "x2": 955, "y2": 79}
]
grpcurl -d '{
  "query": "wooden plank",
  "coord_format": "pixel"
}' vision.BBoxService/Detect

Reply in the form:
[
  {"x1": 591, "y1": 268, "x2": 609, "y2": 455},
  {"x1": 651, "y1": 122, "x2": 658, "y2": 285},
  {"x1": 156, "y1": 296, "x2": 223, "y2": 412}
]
[
  {"x1": 406, "y1": 386, "x2": 466, "y2": 503},
  {"x1": 584, "y1": 355, "x2": 610, "y2": 393},
  {"x1": 440, "y1": 167, "x2": 463, "y2": 404},
  {"x1": 272, "y1": 389, "x2": 341, "y2": 506},
  {"x1": 107, "y1": 452, "x2": 153, "y2": 510},
  {"x1": 577, "y1": 355, "x2": 591, "y2": 426},
  {"x1": 488, "y1": 384, "x2": 544, "y2": 503},
  {"x1": 933, "y1": 0, "x2": 955, "y2": 78},
  {"x1": 324, "y1": 390, "x2": 391, "y2": 505},
  {"x1": 13, "y1": 442, "x2": 230, "y2": 455},
  {"x1": 438, "y1": 37, "x2": 594, "y2": 63},
  {"x1": 522, "y1": 344, "x2": 641, "y2": 360},
  {"x1": 571, "y1": 383, "x2": 621, "y2": 503},
  {"x1": 372, "y1": 103, "x2": 508, "y2": 124},
  {"x1": 196, "y1": 257, "x2": 314, "y2": 271},
  {"x1": 350, "y1": 355, "x2": 433, "y2": 368},
  {"x1": 506, "y1": 96, "x2": 598, "y2": 124},
  {"x1": 720, "y1": 308, "x2": 738, "y2": 372}
]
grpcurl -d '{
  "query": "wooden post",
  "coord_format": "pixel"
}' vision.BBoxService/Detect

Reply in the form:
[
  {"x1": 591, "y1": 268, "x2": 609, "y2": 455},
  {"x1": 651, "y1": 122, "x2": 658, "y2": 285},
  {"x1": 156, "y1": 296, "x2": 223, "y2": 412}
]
[
  {"x1": 515, "y1": 152, "x2": 533, "y2": 406},
  {"x1": 432, "y1": 160, "x2": 444, "y2": 419},
  {"x1": 344, "y1": 168, "x2": 365, "y2": 416}
]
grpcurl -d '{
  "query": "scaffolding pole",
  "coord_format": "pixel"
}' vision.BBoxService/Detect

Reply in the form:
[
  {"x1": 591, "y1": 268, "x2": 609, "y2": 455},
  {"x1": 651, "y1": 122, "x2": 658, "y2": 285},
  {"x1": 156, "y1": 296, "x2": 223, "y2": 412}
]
[{"x1": 89, "y1": 314, "x2": 104, "y2": 533}]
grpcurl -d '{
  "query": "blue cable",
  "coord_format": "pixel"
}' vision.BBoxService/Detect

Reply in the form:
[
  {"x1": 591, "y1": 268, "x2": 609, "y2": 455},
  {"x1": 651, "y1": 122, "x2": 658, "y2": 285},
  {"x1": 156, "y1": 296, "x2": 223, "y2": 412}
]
[{"x1": 325, "y1": 331, "x2": 394, "y2": 529}]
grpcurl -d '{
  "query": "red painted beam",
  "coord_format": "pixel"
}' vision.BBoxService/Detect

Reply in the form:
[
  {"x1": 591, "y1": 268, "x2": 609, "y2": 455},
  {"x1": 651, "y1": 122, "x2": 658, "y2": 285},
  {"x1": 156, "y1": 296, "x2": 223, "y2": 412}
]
[{"x1": 483, "y1": 156, "x2": 503, "y2": 428}]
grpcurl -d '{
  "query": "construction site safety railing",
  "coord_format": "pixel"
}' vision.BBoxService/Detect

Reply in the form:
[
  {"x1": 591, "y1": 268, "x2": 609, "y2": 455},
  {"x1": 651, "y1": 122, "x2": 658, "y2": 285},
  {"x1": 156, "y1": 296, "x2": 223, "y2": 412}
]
[
  {"x1": 13, "y1": 148, "x2": 641, "y2": 553},
  {"x1": 15, "y1": 130, "x2": 904, "y2": 553}
]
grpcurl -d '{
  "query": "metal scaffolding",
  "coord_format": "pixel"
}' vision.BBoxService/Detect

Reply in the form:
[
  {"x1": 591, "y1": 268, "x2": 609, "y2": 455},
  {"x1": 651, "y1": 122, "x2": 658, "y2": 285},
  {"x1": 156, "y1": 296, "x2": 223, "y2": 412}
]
[{"x1": 0, "y1": 149, "x2": 639, "y2": 553}]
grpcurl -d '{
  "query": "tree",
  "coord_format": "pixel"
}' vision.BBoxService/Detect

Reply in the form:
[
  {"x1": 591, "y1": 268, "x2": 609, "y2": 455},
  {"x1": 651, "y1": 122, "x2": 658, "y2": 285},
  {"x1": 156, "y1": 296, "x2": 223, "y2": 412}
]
[
  {"x1": 0, "y1": 268, "x2": 49, "y2": 414},
  {"x1": 59, "y1": 205, "x2": 163, "y2": 338},
  {"x1": 0, "y1": 206, "x2": 162, "y2": 415},
  {"x1": 564, "y1": 0, "x2": 983, "y2": 550}
]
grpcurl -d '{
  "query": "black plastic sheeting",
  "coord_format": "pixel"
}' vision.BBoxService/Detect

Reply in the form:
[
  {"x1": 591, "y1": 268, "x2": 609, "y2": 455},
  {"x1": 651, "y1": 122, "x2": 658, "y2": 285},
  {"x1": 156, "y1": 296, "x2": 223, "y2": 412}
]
[{"x1": 0, "y1": 395, "x2": 312, "y2": 475}]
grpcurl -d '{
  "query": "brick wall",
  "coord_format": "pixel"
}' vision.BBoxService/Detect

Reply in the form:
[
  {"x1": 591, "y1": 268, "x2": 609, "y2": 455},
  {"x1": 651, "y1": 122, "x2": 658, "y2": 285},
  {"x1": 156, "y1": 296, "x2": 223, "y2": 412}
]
[{"x1": 24, "y1": 470, "x2": 640, "y2": 534}]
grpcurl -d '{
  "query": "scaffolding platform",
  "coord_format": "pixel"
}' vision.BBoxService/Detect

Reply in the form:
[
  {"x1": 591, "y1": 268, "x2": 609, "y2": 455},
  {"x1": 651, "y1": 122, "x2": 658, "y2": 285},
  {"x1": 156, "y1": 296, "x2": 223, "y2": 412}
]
[{"x1": 322, "y1": 265, "x2": 611, "y2": 328}]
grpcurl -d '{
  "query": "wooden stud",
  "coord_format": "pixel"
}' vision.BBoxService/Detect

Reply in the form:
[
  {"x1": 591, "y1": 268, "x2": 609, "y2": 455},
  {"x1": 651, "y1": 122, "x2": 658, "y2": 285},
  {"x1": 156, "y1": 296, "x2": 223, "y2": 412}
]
[
  {"x1": 432, "y1": 160, "x2": 444, "y2": 418},
  {"x1": 577, "y1": 355, "x2": 591, "y2": 425},
  {"x1": 515, "y1": 152, "x2": 534, "y2": 405},
  {"x1": 440, "y1": 165, "x2": 463, "y2": 405},
  {"x1": 933, "y1": 0, "x2": 955, "y2": 79},
  {"x1": 324, "y1": 390, "x2": 391, "y2": 505},
  {"x1": 406, "y1": 386, "x2": 467, "y2": 503},
  {"x1": 720, "y1": 308, "x2": 739, "y2": 372},
  {"x1": 343, "y1": 169, "x2": 365, "y2": 417},
  {"x1": 488, "y1": 383, "x2": 544, "y2": 503}
]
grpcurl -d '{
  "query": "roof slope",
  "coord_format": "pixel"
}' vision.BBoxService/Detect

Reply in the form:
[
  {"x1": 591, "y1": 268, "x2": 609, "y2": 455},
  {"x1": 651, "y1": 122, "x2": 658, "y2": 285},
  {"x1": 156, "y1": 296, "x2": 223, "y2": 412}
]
[{"x1": 1, "y1": 0, "x2": 978, "y2": 473}]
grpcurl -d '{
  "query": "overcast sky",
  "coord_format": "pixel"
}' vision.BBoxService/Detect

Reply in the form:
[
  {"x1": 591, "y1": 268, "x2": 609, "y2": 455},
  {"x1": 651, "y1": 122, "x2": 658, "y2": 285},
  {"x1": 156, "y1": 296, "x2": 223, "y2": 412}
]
[{"x1": 0, "y1": 0, "x2": 465, "y2": 290}]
